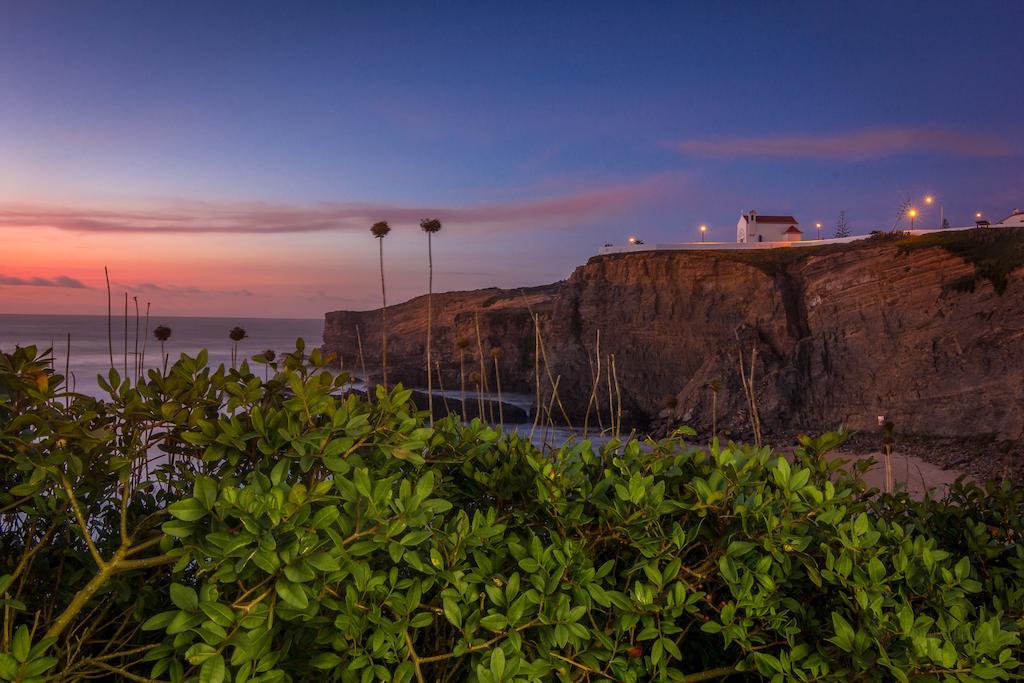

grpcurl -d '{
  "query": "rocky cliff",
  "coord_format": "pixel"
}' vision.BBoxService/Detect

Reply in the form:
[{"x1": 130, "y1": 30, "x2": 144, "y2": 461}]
[{"x1": 323, "y1": 229, "x2": 1024, "y2": 440}]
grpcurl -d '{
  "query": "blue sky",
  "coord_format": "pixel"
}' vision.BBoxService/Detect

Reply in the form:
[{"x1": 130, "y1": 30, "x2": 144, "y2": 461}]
[{"x1": 2, "y1": 2, "x2": 1022, "y2": 316}]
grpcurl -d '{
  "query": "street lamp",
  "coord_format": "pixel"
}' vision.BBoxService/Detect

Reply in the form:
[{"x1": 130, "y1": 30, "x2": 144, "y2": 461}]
[
  {"x1": 908, "y1": 208, "x2": 918, "y2": 229},
  {"x1": 699, "y1": 224, "x2": 707, "y2": 243},
  {"x1": 924, "y1": 195, "x2": 944, "y2": 230},
  {"x1": 815, "y1": 222, "x2": 822, "y2": 240},
  {"x1": 976, "y1": 211, "x2": 983, "y2": 219},
  {"x1": 628, "y1": 235, "x2": 638, "y2": 245}
]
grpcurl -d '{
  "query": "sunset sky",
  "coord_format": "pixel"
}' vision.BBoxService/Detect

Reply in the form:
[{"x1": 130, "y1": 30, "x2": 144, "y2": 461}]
[{"x1": 2, "y1": 2, "x2": 1023, "y2": 317}]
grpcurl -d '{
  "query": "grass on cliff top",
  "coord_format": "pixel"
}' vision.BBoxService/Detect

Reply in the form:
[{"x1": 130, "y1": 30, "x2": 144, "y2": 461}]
[
  {"x1": 595, "y1": 227, "x2": 1024, "y2": 292},
  {"x1": 896, "y1": 226, "x2": 1024, "y2": 294}
]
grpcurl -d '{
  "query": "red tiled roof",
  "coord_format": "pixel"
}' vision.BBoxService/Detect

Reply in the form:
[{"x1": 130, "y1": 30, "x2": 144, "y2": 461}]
[
  {"x1": 744, "y1": 214, "x2": 798, "y2": 223},
  {"x1": 784, "y1": 225, "x2": 803, "y2": 234}
]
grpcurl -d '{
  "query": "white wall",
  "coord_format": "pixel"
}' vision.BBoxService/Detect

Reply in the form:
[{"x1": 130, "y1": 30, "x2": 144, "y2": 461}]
[{"x1": 736, "y1": 216, "x2": 801, "y2": 243}]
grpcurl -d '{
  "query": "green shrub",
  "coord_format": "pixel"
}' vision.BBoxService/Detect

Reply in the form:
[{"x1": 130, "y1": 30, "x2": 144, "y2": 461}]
[{"x1": 1, "y1": 344, "x2": 1021, "y2": 682}]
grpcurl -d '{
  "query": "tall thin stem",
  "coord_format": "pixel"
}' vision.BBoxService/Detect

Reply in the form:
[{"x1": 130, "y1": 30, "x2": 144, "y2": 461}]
[
  {"x1": 105, "y1": 267, "x2": 113, "y2": 370},
  {"x1": 474, "y1": 313, "x2": 491, "y2": 423},
  {"x1": 492, "y1": 354, "x2": 503, "y2": 428},
  {"x1": 132, "y1": 296, "x2": 140, "y2": 382},
  {"x1": 379, "y1": 238, "x2": 388, "y2": 391},
  {"x1": 123, "y1": 292, "x2": 128, "y2": 378},
  {"x1": 356, "y1": 325, "x2": 368, "y2": 401},
  {"x1": 426, "y1": 231, "x2": 433, "y2": 424},
  {"x1": 140, "y1": 302, "x2": 150, "y2": 379},
  {"x1": 64, "y1": 333, "x2": 71, "y2": 408},
  {"x1": 459, "y1": 349, "x2": 466, "y2": 419}
]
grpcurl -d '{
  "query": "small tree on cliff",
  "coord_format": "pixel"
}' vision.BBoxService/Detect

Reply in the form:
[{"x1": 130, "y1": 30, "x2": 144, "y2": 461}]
[
  {"x1": 371, "y1": 221, "x2": 391, "y2": 390},
  {"x1": 835, "y1": 210, "x2": 850, "y2": 238},
  {"x1": 942, "y1": 217, "x2": 951, "y2": 230},
  {"x1": 421, "y1": 218, "x2": 442, "y2": 423}
]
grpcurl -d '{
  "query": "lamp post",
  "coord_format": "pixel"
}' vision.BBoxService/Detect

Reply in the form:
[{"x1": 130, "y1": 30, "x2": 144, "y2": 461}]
[
  {"x1": 815, "y1": 222, "x2": 822, "y2": 240},
  {"x1": 699, "y1": 224, "x2": 707, "y2": 243},
  {"x1": 908, "y1": 208, "x2": 918, "y2": 229},
  {"x1": 924, "y1": 195, "x2": 943, "y2": 230}
]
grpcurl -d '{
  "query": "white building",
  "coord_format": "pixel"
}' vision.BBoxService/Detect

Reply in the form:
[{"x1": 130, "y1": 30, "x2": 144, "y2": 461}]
[
  {"x1": 736, "y1": 211, "x2": 802, "y2": 243},
  {"x1": 999, "y1": 208, "x2": 1024, "y2": 226}
]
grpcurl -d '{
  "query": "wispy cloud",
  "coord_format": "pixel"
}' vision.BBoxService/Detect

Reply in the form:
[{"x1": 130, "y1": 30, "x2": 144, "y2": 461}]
[
  {"x1": 669, "y1": 126, "x2": 1013, "y2": 161},
  {"x1": 0, "y1": 176, "x2": 677, "y2": 236},
  {"x1": 0, "y1": 274, "x2": 88, "y2": 288},
  {"x1": 113, "y1": 281, "x2": 255, "y2": 297}
]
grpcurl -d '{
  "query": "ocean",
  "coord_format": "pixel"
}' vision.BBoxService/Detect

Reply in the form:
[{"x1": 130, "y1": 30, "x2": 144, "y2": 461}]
[{"x1": 0, "y1": 314, "x2": 324, "y2": 398}]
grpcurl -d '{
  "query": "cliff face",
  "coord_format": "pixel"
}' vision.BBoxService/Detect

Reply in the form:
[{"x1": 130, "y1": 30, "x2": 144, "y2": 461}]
[{"x1": 323, "y1": 231, "x2": 1024, "y2": 440}]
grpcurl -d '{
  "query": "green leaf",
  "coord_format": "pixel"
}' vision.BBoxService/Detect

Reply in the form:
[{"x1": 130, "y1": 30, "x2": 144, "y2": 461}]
[
  {"x1": 141, "y1": 610, "x2": 178, "y2": 631},
  {"x1": 443, "y1": 598, "x2": 462, "y2": 630},
  {"x1": 305, "y1": 552, "x2": 340, "y2": 572},
  {"x1": 167, "y1": 498, "x2": 207, "y2": 522},
  {"x1": 199, "y1": 654, "x2": 225, "y2": 683},
  {"x1": 0, "y1": 654, "x2": 19, "y2": 679},
  {"x1": 276, "y1": 579, "x2": 309, "y2": 609},
  {"x1": 194, "y1": 476, "x2": 218, "y2": 510},
  {"x1": 480, "y1": 614, "x2": 508, "y2": 632},
  {"x1": 830, "y1": 612, "x2": 855, "y2": 652},
  {"x1": 310, "y1": 653, "x2": 343, "y2": 670},
  {"x1": 490, "y1": 648, "x2": 506, "y2": 679},
  {"x1": 12, "y1": 625, "x2": 30, "y2": 663},
  {"x1": 170, "y1": 583, "x2": 198, "y2": 612}
]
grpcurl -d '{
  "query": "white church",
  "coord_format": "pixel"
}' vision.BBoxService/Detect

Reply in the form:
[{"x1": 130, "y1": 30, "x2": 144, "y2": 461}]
[{"x1": 736, "y1": 211, "x2": 803, "y2": 243}]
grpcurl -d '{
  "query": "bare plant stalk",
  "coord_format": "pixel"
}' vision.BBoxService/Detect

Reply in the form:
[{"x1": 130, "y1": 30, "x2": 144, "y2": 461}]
[
  {"x1": 379, "y1": 238, "x2": 388, "y2": 391},
  {"x1": 585, "y1": 333, "x2": 598, "y2": 436},
  {"x1": 611, "y1": 353, "x2": 622, "y2": 439},
  {"x1": 356, "y1": 325, "x2": 368, "y2": 401},
  {"x1": 737, "y1": 346, "x2": 762, "y2": 447},
  {"x1": 434, "y1": 361, "x2": 450, "y2": 416},
  {"x1": 606, "y1": 354, "x2": 615, "y2": 436},
  {"x1": 529, "y1": 318, "x2": 542, "y2": 442},
  {"x1": 459, "y1": 348, "x2": 467, "y2": 419},
  {"x1": 426, "y1": 232, "x2": 434, "y2": 425},
  {"x1": 884, "y1": 444, "x2": 894, "y2": 493},
  {"x1": 535, "y1": 322, "x2": 572, "y2": 428},
  {"x1": 65, "y1": 333, "x2": 71, "y2": 409},
  {"x1": 105, "y1": 267, "x2": 113, "y2": 370},
  {"x1": 583, "y1": 330, "x2": 602, "y2": 437},
  {"x1": 712, "y1": 388, "x2": 718, "y2": 440},
  {"x1": 541, "y1": 375, "x2": 561, "y2": 456},
  {"x1": 123, "y1": 292, "x2": 128, "y2": 378},
  {"x1": 132, "y1": 296, "x2": 140, "y2": 382},
  {"x1": 473, "y1": 313, "x2": 492, "y2": 423},
  {"x1": 140, "y1": 302, "x2": 150, "y2": 379},
  {"x1": 492, "y1": 352, "x2": 504, "y2": 428},
  {"x1": 748, "y1": 347, "x2": 762, "y2": 446}
]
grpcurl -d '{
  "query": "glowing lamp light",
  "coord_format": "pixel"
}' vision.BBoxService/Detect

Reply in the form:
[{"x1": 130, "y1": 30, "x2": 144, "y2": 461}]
[
  {"x1": 699, "y1": 224, "x2": 707, "y2": 232},
  {"x1": 976, "y1": 211, "x2": 983, "y2": 218},
  {"x1": 628, "y1": 235, "x2": 638, "y2": 245},
  {"x1": 908, "y1": 209, "x2": 918, "y2": 218},
  {"x1": 925, "y1": 195, "x2": 934, "y2": 205}
]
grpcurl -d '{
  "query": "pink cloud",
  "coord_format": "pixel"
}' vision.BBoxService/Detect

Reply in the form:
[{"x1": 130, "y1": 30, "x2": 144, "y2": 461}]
[
  {"x1": 0, "y1": 175, "x2": 678, "y2": 236},
  {"x1": 0, "y1": 274, "x2": 87, "y2": 288},
  {"x1": 669, "y1": 127, "x2": 1013, "y2": 160}
]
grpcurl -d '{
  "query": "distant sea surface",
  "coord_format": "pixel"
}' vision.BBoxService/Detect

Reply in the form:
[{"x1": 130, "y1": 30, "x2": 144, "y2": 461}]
[{"x1": 0, "y1": 314, "x2": 323, "y2": 397}]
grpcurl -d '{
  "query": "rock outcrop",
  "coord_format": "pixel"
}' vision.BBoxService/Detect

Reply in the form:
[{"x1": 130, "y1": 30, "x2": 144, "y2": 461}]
[{"x1": 324, "y1": 230, "x2": 1024, "y2": 440}]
